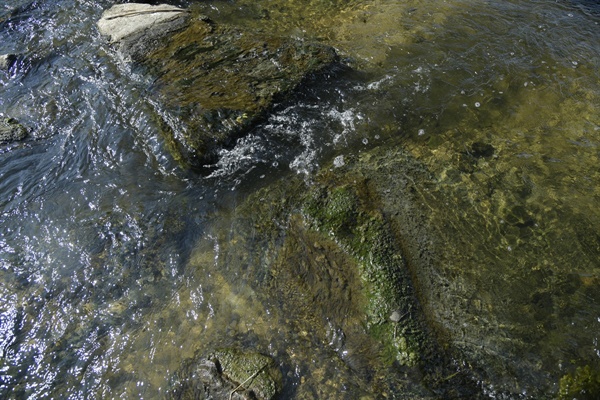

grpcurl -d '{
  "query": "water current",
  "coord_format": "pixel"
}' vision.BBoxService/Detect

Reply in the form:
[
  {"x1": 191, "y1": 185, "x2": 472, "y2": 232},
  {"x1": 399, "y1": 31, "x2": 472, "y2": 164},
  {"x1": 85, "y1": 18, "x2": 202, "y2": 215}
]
[{"x1": 1, "y1": 0, "x2": 599, "y2": 398}]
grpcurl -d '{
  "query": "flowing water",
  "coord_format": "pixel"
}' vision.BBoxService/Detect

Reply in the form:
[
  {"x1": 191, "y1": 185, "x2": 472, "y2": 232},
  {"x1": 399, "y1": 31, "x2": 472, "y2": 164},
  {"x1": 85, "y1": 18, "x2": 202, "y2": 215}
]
[{"x1": 0, "y1": 0, "x2": 599, "y2": 398}]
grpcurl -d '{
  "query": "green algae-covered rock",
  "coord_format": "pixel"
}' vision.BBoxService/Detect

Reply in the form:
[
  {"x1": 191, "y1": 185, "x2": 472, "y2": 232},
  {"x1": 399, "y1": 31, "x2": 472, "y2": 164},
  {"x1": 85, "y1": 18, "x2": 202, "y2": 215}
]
[
  {"x1": 558, "y1": 365, "x2": 600, "y2": 400},
  {"x1": 225, "y1": 184, "x2": 450, "y2": 398},
  {"x1": 98, "y1": 4, "x2": 338, "y2": 167},
  {"x1": 146, "y1": 17, "x2": 338, "y2": 167},
  {"x1": 168, "y1": 348, "x2": 282, "y2": 400},
  {"x1": 302, "y1": 181, "x2": 426, "y2": 367},
  {"x1": 0, "y1": 117, "x2": 28, "y2": 143},
  {"x1": 224, "y1": 168, "x2": 477, "y2": 397},
  {"x1": 210, "y1": 348, "x2": 282, "y2": 400}
]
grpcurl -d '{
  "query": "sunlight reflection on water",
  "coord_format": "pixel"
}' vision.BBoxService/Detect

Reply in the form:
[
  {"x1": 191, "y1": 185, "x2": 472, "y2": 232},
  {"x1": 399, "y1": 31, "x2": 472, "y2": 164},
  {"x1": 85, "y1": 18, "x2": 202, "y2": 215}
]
[{"x1": 0, "y1": 0, "x2": 598, "y2": 398}]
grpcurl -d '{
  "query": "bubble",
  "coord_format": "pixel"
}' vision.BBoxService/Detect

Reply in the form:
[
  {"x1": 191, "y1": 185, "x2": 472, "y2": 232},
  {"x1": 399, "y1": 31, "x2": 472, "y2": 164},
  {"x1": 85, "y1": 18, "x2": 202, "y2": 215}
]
[
  {"x1": 374, "y1": 134, "x2": 380, "y2": 140},
  {"x1": 474, "y1": 102, "x2": 481, "y2": 108},
  {"x1": 418, "y1": 129, "x2": 425, "y2": 136},
  {"x1": 272, "y1": 161, "x2": 279, "y2": 167},
  {"x1": 362, "y1": 138, "x2": 369, "y2": 145}
]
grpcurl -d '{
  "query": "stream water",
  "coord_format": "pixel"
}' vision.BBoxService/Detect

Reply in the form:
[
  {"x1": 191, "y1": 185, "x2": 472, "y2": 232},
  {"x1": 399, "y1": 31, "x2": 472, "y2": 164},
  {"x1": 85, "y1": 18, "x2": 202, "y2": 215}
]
[{"x1": 1, "y1": 0, "x2": 599, "y2": 398}]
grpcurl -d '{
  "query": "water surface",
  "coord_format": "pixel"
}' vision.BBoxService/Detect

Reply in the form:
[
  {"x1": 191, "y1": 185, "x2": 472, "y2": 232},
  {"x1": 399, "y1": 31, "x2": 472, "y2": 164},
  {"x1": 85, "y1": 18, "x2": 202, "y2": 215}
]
[{"x1": 1, "y1": 0, "x2": 599, "y2": 398}]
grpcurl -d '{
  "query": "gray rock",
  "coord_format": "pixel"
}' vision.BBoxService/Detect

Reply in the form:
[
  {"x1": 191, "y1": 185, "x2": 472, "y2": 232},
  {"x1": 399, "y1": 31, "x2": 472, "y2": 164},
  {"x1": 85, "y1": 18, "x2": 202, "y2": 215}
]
[
  {"x1": 0, "y1": 117, "x2": 28, "y2": 143},
  {"x1": 97, "y1": 3, "x2": 190, "y2": 61},
  {"x1": 0, "y1": 54, "x2": 16, "y2": 71},
  {"x1": 168, "y1": 348, "x2": 282, "y2": 400},
  {"x1": 98, "y1": 4, "x2": 338, "y2": 168}
]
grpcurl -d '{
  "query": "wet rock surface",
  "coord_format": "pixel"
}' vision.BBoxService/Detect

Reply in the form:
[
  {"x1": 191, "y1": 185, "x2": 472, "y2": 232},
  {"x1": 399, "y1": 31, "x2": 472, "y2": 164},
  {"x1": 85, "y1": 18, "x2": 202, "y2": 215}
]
[
  {"x1": 0, "y1": 117, "x2": 27, "y2": 143},
  {"x1": 168, "y1": 348, "x2": 282, "y2": 400},
  {"x1": 189, "y1": 141, "x2": 600, "y2": 399},
  {"x1": 181, "y1": 154, "x2": 481, "y2": 398},
  {"x1": 98, "y1": 4, "x2": 338, "y2": 168}
]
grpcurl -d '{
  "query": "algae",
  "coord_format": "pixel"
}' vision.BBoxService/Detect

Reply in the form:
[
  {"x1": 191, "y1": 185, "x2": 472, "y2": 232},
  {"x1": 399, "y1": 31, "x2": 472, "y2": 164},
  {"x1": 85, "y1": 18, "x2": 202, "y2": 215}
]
[
  {"x1": 168, "y1": 347, "x2": 281, "y2": 400},
  {"x1": 0, "y1": 117, "x2": 27, "y2": 143},
  {"x1": 302, "y1": 179, "x2": 426, "y2": 366},
  {"x1": 143, "y1": 13, "x2": 338, "y2": 166},
  {"x1": 211, "y1": 348, "x2": 282, "y2": 400},
  {"x1": 558, "y1": 365, "x2": 600, "y2": 400}
]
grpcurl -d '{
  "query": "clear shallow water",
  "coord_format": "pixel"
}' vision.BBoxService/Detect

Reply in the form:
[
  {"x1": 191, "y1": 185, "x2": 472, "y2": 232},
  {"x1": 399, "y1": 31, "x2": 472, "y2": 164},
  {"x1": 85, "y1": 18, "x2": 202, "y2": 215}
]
[{"x1": 0, "y1": 0, "x2": 599, "y2": 398}]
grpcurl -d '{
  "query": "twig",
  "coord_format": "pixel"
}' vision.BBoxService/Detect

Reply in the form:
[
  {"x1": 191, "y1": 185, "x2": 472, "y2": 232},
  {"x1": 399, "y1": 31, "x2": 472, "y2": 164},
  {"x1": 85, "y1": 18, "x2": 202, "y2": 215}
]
[
  {"x1": 104, "y1": 9, "x2": 189, "y2": 21},
  {"x1": 229, "y1": 363, "x2": 268, "y2": 400}
]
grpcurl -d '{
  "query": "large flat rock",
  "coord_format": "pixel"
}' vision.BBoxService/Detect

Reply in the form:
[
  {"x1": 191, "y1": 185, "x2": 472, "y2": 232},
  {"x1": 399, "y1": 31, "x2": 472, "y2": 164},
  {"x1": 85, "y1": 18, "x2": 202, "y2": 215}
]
[
  {"x1": 98, "y1": 4, "x2": 338, "y2": 168},
  {"x1": 97, "y1": 3, "x2": 190, "y2": 61}
]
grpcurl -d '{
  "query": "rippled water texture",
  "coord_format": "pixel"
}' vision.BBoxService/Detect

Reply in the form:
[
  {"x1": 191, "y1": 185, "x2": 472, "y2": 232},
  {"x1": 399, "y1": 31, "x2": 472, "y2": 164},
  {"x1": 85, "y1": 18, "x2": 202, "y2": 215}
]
[{"x1": 1, "y1": 0, "x2": 599, "y2": 398}]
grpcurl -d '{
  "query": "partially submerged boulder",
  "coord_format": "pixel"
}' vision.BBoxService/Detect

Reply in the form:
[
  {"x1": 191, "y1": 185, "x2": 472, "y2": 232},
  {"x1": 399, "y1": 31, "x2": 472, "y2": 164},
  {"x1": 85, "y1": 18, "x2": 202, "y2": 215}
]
[
  {"x1": 0, "y1": 117, "x2": 28, "y2": 143},
  {"x1": 97, "y1": 3, "x2": 190, "y2": 61},
  {"x1": 0, "y1": 54, "x2": 16, "y2": 71},
  {"x1": 97, "y1": 4, "x2": 338, "y2": 168},
  {"x1": 168, "y1": 348, "x2": 282, "y2": 400}
]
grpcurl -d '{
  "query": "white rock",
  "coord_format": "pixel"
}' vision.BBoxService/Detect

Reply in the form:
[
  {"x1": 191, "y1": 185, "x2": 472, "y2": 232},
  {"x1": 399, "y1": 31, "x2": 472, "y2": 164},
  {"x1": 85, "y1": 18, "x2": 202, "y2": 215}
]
[
  {"x1": 0, "y1": 54, "x2": 15, "y2": 70},
  {"x1": 97, "y1": 3, "x2": 187, "y2": 43}
]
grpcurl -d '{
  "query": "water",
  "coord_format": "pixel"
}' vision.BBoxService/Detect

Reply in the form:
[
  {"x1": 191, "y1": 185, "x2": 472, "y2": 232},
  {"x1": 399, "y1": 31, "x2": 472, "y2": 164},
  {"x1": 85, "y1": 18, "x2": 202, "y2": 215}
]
[{"x1": 1, "y1": 0, "x2": 599, "y2": 398}]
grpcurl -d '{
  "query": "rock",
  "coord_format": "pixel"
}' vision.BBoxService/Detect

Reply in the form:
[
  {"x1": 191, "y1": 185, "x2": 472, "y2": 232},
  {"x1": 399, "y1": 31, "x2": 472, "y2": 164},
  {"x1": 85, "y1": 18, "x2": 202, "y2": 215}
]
[
  {"x1": 0, "y1": 54, "x2": 16, "y2": 71},
  {"x1": 97, "y1": 5, "x2": 338, "y2": 168},
  {"x1": 97, "y1": 3, "x2": 190, "y2": 61},
  {"x1": 218, "y1": 165, "x2": 477, "y2": 398},
  {"x1": 168, "y1": 348, "x2": 282, "y2": 400},
  {"x1": 148, "y1": 18, "x2": 338, "y2": 167},
  {"x1": 225, "y1": 143, "x2": 600, "y2": 397},
  {"x1": 0, "y1": 117, "x2": 28, "y2": 143}
]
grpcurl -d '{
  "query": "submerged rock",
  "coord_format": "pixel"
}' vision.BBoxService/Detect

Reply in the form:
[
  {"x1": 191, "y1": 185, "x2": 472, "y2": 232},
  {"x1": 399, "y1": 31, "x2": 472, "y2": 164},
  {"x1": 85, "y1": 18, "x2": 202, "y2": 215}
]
[
  {"x1": 209, "y1": 142, "x2": 600, "y2": 398},
  {"x1": 0, "y1": 117, "x2": 28, "y2": 143},
  {"x1": 97, "y1": 4, "x2": 338, "y2": 167},
  {"x1": 210, "y1": 161, "x2": 479, "y2": 398},
  {"x1": 168, "y1": 348, "x2": 282, "y2": 400}
]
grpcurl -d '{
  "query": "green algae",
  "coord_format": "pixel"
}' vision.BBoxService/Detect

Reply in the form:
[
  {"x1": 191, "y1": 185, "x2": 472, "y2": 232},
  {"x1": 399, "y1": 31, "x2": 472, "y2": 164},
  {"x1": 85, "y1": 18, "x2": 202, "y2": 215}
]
[
  {"x1": 0, "y1": 117, "x2": 27, "y2": 143},
  {"x1": 143, "y1": 14, "x2": 338, "y2": 166},
  {"x1": 558, "y1": 365, "x2": 600, "y2": 400},
  {"x1": 302, "y1": 179, "x2": 426, "y2": 367},
  {"x1": 210, "y1": 348, "x2": 282, "y2": 400}
]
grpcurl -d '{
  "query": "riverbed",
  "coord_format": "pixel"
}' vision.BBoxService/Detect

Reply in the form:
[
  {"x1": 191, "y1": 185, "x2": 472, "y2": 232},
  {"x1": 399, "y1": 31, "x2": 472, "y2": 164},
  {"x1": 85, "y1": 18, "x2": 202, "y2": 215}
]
[{"x1": 1, "y1": 0, "x2": 599, "y2": 398}]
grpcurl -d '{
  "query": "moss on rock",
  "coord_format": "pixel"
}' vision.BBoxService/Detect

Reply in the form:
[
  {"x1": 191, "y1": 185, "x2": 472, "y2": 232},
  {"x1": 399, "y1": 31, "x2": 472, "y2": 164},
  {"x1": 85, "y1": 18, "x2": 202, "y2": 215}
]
[
  {"x1": 145, "y1": 15, "x2": 337, "y2": 166},
  {"x1": 558, "y1": 365, "x2": 600, "y2": 400},
  {"x1": 168, "y1": 348, "x2": 282, "y2": 400},
  {"x1": 301, "y1": 179, "x2": 427, "y2": 367},
  {"x1": 0, "y1": 117, "x2": 28, "y2": 143}
]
